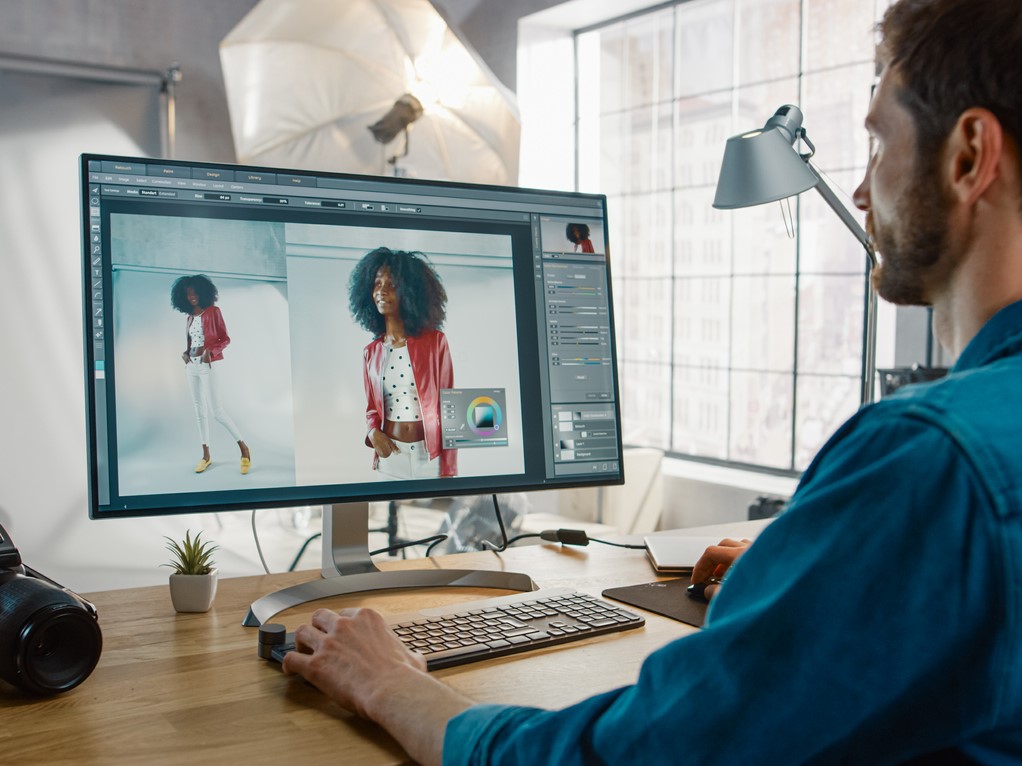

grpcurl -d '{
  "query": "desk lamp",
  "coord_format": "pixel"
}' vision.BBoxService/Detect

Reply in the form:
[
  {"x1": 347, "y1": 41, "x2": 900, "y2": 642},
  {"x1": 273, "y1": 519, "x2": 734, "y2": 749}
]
[{"x1": 713, "y1": 104, "x2": 878, "y2": 405}]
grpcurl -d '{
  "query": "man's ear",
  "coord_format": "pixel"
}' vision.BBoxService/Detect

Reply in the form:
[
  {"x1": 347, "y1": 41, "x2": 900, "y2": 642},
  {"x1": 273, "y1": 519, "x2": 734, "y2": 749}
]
[{"x1": 946, "y1": 107, "x2": 1004, "y2": 206}]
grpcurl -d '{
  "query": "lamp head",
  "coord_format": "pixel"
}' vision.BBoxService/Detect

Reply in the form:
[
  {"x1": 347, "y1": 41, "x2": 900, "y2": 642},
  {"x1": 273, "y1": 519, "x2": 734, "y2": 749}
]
[
  {"x1": 368, "y1": 94, "x2": 425, "y2": 145},
  {"x1": 713, "y1": 104, "x2": 819, "y2": 209},
  {"x1": 762, "y1": 104, "x2": 805, "y2": 145}
]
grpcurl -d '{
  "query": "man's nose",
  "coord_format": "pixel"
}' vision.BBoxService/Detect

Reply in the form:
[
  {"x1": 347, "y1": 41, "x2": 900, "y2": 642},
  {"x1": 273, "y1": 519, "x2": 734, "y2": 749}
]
[{"x1": 852, "y1": 164, "x2": 871, "y2": 212}]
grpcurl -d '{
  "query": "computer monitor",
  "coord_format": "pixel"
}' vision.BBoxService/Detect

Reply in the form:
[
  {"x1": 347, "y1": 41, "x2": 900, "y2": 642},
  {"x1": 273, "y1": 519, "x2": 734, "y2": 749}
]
[{"x1": 80, "y1": 154, "x2": 623, "y2": 624}]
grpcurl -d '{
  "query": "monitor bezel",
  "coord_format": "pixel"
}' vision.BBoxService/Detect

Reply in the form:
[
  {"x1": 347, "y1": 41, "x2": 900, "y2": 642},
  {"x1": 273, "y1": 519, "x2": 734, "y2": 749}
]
[{"x1": 81, "y1": 153, "x2": 625, "y2": 521}]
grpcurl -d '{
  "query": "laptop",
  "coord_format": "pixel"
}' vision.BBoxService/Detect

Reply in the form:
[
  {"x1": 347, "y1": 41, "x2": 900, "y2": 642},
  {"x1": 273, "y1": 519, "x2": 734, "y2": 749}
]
[{"x1": 643, "y1": 535, "x2": 724, "y2": 574}]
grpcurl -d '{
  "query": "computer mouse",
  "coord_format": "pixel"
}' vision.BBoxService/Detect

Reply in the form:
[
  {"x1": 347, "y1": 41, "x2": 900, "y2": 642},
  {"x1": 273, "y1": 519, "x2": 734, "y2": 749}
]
[{"x1": 686, "y1": 581, "x2": 710, "y2": 603}]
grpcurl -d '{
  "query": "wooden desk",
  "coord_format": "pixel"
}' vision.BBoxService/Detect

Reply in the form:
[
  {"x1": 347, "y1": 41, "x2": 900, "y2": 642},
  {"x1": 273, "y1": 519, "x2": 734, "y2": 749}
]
[{"x1": 2, "y1": 543, "x2": 695, "y2": 765}]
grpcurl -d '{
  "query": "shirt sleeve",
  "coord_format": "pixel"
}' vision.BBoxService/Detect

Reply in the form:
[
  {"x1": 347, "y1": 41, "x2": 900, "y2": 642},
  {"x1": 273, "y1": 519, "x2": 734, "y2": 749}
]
[
  {"x1": 204, "y1": 306, "x2": 231, "y2": 356},
  {"x1": 364, "y1": 345, "x2": 383, "y2": 441},
  {"x1": 437, "y1": 332, "x2": 454, "y2": 390},
  {"x1": 443, "y1": 408, "x2": 1008, "y2": 765},
  {"x1": 437, "y1": 332, "x2": 458, "y2": 477}
]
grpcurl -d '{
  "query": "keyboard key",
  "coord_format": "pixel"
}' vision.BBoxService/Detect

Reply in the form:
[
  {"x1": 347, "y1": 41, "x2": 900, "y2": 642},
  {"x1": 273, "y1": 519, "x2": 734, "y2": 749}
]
[
  {"x1": 422, "y1": 643, "x2": 490, "y2": 661},
  {"x1": 502, "y1": 627, "x2": 536, "y2": 638}
]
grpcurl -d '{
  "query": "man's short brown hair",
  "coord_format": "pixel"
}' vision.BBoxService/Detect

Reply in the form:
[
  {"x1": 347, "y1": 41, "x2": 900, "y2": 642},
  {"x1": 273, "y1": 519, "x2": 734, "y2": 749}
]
[{"x1": 880, "y1": 0, "x2": 1022, "y2": 176}]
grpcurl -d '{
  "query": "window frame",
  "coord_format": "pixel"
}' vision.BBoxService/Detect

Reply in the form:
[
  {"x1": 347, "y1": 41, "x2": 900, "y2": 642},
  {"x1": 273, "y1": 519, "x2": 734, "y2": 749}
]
[{"x1": 572, "y1": 0, "x2": 880, "y2": 475}]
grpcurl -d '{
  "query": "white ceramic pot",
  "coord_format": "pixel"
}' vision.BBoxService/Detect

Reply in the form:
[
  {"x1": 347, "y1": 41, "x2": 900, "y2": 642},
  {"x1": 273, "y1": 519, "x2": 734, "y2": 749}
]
[{"x1": 169, "y1": 568, "x2": 219, "y2": 613}]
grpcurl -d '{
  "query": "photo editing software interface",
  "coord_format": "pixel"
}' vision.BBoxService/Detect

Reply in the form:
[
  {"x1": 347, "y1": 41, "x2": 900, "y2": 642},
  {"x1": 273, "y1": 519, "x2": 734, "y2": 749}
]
[{"x1": 81, "y1": 155, "x2": 623, "y2": 519}]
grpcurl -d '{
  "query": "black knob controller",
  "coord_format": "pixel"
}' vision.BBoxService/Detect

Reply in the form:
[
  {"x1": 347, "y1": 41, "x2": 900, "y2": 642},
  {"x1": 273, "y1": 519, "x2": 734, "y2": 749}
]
[{"x1": 257, "y1": 622, "x2": 287, "y2": 660}]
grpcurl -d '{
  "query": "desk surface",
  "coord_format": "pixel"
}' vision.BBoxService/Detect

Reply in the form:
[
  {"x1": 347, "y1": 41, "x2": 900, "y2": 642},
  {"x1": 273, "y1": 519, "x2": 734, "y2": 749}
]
[{"x1": 1, "y1": 539, "x2": 730, "y2": 765}]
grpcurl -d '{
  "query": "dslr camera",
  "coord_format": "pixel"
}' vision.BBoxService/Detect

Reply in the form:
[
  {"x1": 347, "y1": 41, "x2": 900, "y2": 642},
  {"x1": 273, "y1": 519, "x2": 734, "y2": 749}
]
[{"x1": 0, "y1": 522, "x2": 102, "y2": 695}]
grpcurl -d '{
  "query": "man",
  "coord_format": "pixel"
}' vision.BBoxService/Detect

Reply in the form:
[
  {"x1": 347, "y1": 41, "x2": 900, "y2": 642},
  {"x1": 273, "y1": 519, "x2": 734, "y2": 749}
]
[{"x1": 282, "y1": 0, "x2": 1022, "y2": 762}]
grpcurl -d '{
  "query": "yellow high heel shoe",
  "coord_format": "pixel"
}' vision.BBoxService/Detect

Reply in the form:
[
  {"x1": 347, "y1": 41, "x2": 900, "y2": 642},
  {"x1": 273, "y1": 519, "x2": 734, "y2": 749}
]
[{"x1": 195, "y1": 458, "x2": 212, "y2": 473}]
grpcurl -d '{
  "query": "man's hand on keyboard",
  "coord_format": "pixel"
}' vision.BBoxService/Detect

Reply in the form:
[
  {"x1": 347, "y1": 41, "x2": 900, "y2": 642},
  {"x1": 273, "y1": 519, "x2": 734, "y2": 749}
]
[
  {"x1": 280, "y1": 607, "x2": 472, "y2": 766},
  {"x1": 282, "y1": 607, "x2": 423, "y2": 716}
]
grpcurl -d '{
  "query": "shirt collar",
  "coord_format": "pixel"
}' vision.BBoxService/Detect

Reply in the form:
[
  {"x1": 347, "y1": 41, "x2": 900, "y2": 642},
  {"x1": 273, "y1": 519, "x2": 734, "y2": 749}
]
[{"x1": 953, "y1": 298, "x2": 1022, "y2": 373}]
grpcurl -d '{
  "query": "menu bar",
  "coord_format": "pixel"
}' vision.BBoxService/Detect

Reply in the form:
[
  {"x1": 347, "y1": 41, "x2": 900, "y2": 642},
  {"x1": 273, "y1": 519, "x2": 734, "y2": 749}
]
[
  {"x1": 88, "y1": 160, "x2": 599, "y2": 219},
  {"x1": 91, "y1": 176, "x2": 533, "y2": 223}
]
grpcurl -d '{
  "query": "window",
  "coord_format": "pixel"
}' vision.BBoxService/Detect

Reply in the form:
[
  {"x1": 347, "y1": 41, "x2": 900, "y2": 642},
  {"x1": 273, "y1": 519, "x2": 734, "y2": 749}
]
[{"x1": 575, "y1": 0, "x2": 889, "y2": 472}]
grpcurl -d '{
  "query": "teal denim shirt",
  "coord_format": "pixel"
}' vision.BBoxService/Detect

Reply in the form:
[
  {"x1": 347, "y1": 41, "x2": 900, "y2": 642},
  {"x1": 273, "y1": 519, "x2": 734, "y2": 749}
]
[{"x1": 444, "y1": 299, "x2": 1022, "y2": 765}]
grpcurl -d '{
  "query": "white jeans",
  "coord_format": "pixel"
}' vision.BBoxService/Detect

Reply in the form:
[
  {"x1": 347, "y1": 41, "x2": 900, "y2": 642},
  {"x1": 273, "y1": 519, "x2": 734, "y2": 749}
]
[
  {"x1": 376, "y1": 439, "x2": 440, "y2": 480},
  {"x1": 185, "y1": 360, "x2": 242, "y2": 446}
]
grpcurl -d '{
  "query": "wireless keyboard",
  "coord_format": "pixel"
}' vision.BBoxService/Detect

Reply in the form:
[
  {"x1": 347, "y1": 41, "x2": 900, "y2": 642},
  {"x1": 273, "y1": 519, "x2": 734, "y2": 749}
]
[{"x1": 267, "y1": 587, "x2": 645, "y2": 670}]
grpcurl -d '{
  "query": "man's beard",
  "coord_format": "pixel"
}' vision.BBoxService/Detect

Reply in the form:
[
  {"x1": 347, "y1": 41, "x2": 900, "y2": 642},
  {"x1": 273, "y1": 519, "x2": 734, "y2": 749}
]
[{"x1": 869, "y1": 153, "x2": 955, "y2": 306}]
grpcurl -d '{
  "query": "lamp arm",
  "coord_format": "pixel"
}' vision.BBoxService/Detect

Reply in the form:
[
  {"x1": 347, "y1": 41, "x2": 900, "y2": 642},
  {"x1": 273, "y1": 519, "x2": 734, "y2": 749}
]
[
  {"x1": 807, "y1": 162, "x2": 877, "y2": 268},
  {"x1": 805, "y1": 161, "x2": 879, "y2": 406}
]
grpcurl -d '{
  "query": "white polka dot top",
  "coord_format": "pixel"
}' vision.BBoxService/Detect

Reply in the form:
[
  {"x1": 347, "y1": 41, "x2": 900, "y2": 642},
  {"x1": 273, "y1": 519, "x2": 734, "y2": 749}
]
[
  {"x1": 188, "y1": 314, "x2": 205, "y2": 353},
  {"x1": 382, "y1": 345, "x2": 422, "y2": 422}
]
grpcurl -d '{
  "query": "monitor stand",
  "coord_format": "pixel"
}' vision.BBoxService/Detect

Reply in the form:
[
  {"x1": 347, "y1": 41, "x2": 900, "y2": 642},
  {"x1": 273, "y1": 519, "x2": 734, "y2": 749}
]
[{"x1": 243, "y1": 502, "x2": 537, "y2": 626}]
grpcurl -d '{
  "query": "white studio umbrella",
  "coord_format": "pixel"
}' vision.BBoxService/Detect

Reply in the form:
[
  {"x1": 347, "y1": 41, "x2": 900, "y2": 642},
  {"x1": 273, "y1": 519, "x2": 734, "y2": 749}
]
[{"x1": 220, "y1": 0, "x2": 521, "y2": 185}]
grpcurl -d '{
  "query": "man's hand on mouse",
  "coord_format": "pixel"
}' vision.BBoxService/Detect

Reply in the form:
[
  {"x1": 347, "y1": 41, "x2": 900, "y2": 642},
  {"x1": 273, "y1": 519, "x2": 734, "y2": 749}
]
[{"x1": 690, "y1": 538, "x2": 753, "y2": 601}]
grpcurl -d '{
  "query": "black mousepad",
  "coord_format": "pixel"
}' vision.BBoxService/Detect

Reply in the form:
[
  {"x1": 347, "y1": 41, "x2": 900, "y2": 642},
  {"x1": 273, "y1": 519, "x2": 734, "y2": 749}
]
[{"x1": 603, "y1": 578, "x2": 707, "y2": 628}]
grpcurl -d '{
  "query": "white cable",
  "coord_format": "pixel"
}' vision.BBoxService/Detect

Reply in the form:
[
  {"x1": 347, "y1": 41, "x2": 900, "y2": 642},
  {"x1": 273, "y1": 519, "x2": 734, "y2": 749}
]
[
  {"x1": 780, "y1": 197, "x2": 795, "y2": 239},
  {"x1": 250, "y1": 509, "x2": 270, "y2": 574}
]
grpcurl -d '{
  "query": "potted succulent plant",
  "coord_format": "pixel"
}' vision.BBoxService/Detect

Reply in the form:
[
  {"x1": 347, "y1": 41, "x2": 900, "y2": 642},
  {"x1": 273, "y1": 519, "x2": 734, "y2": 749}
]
[{"x1": 163, "y1": 530, "x2": 220, "y2": 613}]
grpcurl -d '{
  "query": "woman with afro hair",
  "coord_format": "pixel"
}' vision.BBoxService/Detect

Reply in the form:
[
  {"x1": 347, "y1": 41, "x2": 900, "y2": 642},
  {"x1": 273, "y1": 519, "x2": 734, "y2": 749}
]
[
  {"x1": 349, "y1": 247, "x2": 456, "y2": 478},
  {"x1": 170, "y1": 274, "x2": 251, "y2": 475},
  {"x1": 566, "y1": 222, "x2": 594, "y2": 253}
]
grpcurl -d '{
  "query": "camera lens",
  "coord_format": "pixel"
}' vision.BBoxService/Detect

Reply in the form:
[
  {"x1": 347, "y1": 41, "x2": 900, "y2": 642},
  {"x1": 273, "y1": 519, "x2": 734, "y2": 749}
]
[
  {"x1": 20, "y1": 605, "x2": 103, "y2": 693},
  {"x1": 0, "y1": 574, "x2": 102, "y2": 695}
]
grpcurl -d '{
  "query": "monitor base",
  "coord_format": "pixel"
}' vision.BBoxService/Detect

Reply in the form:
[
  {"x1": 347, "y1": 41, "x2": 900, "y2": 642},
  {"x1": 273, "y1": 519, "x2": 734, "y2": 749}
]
[
  {"x1": 243, "y1": 567, "x2": 536, "y2": 626},
  {"x1": 243, "y1": 501, "x2": 536, "y2": 627}
]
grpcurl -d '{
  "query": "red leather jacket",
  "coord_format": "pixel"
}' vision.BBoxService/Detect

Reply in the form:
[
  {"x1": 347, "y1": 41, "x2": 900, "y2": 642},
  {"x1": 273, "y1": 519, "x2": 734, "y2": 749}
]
[
  {"x1": 363, "y1": 329, "x2": 457, "y2": 477},
  {"x1": 185, "y1": 306, "x2": 230, "y2": 361}
]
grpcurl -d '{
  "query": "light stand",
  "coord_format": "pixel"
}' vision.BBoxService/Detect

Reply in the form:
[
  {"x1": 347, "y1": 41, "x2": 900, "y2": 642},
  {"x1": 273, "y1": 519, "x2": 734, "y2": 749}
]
[{"x1": 714, "y1": 105, "x2": 878, "y2": 405}]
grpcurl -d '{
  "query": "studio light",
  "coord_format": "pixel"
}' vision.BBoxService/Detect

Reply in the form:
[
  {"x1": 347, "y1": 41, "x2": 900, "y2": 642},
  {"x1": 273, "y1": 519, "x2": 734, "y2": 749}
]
[{"x1": 368, "y1": 93, "x2": 424, "y2": 146}]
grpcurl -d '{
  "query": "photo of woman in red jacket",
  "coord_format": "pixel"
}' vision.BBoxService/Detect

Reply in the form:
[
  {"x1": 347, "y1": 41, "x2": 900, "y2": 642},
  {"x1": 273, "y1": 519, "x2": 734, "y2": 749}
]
[
  {"x1": 348, "y1": 247, "x2": 456, "y2": 478},
  {"x1": 170, "y1": 274, "x2": 252, "y2": 475},
  {"x1": 566, "y1": 222, "x2": 595, "y2": 253}
]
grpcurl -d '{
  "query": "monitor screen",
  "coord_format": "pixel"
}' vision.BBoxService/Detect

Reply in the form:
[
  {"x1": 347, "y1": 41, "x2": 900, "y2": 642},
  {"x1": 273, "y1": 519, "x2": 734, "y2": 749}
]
[{"x1": 81, "y1": 155, "x2": 623, "y2": 522}]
